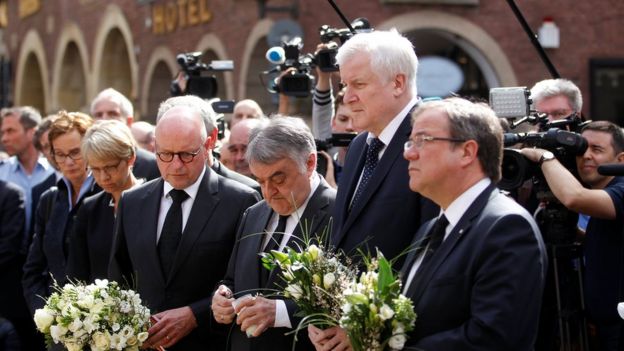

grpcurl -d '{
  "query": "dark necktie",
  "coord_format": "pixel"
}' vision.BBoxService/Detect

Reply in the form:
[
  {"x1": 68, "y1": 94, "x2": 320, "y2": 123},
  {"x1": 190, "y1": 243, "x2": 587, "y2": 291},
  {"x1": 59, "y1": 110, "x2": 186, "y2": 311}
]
[
  {"x1": 158, "y1": 189, "x2": 189, "y2": 279},
  {"x1": 261, "y1": 214, "x2": 289, "y2": 285},
  {"x1": 419, "y1": 214, "x2": 449, "y2": 270},
  {"x1": 350, "y1": 138, "x2": 384, "y2": 211}
]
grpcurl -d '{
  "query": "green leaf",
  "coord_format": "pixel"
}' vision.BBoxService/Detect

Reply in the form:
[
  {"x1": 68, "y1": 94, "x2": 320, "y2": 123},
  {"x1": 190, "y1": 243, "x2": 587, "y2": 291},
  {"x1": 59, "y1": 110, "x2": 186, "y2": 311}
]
[{"x1": 377, "y1": 254, "x2": 394, "y2": 294}]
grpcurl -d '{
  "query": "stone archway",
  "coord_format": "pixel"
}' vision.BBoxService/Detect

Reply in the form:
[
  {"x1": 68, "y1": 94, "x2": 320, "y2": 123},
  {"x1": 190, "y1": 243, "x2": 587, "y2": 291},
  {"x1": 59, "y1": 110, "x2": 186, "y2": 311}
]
[
  {"x1": 196, "y1": 33, "x2": 234, "y2": 101},
  {"x1": 14, "y1": 29, "x2": 49, "y2": 113},
  {"x1": 239, "y1": 19, "x2": 273, "y2": 106},
  {"x1": 141, "y1": 46, "x2": 177, "y2": 123},
  {"x1": 51, "y1": 23, "x2": 90, "y2": 113}
]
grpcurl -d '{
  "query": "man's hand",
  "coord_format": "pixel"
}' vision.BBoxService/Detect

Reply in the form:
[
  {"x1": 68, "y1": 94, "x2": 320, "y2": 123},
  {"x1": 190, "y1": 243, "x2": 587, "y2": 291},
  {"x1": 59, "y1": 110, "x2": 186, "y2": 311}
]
[
  {"x1": 308, "y1": 325, "x2": 352, "y2": 351},
  {"x1": 234, "y1": 295, "x2": 276, "y2": 337},
  {"x1": 144, "y1": 306, "x2": 197, "y2": 349},
  {"x1": 211, "y1": 285, "x2": 235, "y2": 324},
  {"x1": 519, "y1": 147, "x2": 548, "y2": 163}
]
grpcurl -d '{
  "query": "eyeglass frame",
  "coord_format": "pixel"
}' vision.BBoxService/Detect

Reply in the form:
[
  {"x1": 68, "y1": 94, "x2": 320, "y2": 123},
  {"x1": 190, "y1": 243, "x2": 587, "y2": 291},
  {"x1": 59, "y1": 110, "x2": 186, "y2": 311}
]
[
  {"x1": 156, "y1": 147, "x2": 202, "y2": 163},
  {"x1": 404, "y1": 134, "x2": 467, "y2": 151},
  {"x1": 88, "y1": 159, "x2": 125, "y2": 177},
  {"x1": 53, "y1": 148, "x2": 83, "y2": 163}
]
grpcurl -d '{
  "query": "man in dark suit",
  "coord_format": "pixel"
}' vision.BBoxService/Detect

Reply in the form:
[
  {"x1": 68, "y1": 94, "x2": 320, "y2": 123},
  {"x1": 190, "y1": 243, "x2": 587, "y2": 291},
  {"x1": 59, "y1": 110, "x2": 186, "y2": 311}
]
[
  {"x1": 109, "y1": 95, "x2": 260, "y2": 351},
  {"x1": 212, "y1": 116, "x2": 335, "y2": 351},
  {"x1": 329, "y1": 30, "x2": 437, "y2": 265},
  {"x1": 90, "y1": 87, "x2": 160, "y2": 181},
  {"x1": 397, "y1": 98, "x2": 547, "y2": 349}
]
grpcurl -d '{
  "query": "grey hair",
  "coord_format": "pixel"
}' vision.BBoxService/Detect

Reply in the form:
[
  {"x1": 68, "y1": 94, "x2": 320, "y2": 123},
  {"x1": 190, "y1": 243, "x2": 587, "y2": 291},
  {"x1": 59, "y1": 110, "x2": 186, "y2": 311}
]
[
  {"x1": 530, "y1": 78, "x2": 583, "y2": 112},
  {"x1": 336, "y1": 29, "x2": 418, "y2": 96},
  {"x1": 81, "y1": 119, "x2": 137, "y2": 163},
  {"x1": 1, "y1": 106, "x2": 42, "y2": 130},
  {"x1": 246, "y1": 116, "x2": 316, "y2": 173},
  {"x1": 156, "y1": 95, "x2": 216, "y2": 139},
  {"x1": 412, "y1": 97, "x2": 503, "y2": 182},
  {"x1": 91, "y1": 88, "x2": 134, "y2": 118}
]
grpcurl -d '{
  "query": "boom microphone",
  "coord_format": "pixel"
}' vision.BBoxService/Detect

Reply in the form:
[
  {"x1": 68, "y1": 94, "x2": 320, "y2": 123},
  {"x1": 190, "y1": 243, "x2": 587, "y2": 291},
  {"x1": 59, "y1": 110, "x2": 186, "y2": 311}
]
[{"x1": 597, "y1": 163, "x2": 624, "y2": 176}]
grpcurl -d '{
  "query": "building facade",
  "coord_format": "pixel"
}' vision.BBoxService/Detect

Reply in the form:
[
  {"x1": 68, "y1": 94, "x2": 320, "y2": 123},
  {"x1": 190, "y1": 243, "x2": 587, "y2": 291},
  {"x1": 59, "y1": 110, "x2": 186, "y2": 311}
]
[{"x1": 2, "y1": 0, "x2": 623, "y2": 124}]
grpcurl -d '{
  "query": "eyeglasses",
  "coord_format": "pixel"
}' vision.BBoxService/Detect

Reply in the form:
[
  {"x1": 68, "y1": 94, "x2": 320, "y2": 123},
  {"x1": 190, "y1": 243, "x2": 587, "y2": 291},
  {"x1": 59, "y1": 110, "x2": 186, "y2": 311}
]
[
  {"x1": 404, "y1": 134, "x2": 467, "y2": 151},
  {"x1": 540, "y1": 109, "x2": 574, "y2": 120},
  {"x1": 156, "y1": 148, "x2": 202, "y2": 163},
  {"x1": 53, "y1": 148, "x2": 83, "y2": 163},
  {"x1": 89, "y1": 160, "x2": 124, "y2": 177}
]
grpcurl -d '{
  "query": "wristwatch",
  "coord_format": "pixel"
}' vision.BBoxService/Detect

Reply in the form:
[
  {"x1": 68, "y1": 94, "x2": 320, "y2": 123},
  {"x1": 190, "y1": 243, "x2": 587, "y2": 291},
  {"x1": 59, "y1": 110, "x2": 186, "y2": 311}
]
[{"x1": 538, "y1": 151, "x2": 555, "y2": 166}]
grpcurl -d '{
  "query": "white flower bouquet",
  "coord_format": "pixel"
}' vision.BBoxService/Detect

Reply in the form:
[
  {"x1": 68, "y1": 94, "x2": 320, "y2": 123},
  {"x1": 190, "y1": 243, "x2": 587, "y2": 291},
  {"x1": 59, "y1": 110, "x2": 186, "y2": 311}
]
[
  {"x1": 33, "y1": 279, "x2": 151, "y2": 351},
  {"x1": 339, "y1": 253, "x2": 416, "y2": 351},
  {"x1": 261, "y1": 243, "x2": 356, "y2": 327}
]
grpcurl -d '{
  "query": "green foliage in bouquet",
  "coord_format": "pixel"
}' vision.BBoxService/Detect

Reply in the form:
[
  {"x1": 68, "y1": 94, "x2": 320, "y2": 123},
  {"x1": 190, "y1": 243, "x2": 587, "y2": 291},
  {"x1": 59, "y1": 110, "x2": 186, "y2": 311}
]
[
  {"x1": 33, "y1": 279, "x2": 151, "y2": 351},
  {"x1": 260, "y1": 229, "x2": 357, "y2": 328},
  {"x1": 339, "y1": 252, "x2": 417, "y2": 351}
]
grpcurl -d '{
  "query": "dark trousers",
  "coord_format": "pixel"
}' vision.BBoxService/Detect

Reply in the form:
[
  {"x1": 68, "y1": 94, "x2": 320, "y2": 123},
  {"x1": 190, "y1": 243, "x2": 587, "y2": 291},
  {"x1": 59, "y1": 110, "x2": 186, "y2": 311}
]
[{"x1": 595, "y1": 321, "x2": 624, "y2": 351}]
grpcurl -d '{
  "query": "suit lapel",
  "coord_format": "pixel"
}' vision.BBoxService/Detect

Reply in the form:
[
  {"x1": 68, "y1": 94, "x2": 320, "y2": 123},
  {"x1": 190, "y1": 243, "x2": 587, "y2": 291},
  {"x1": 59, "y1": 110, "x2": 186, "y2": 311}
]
[
  {"x1": 408, "y1": 185, "x2": 497, "y2": 303},
  {"x1": 341, "y1": 115, "x2": 412, "y2": 239},
  {"x1": 167, "y1": 170, "x2": 218, "y2": 282},
  {"x1": 139, "y1": 179, "x2": 166, "y2": 286}
]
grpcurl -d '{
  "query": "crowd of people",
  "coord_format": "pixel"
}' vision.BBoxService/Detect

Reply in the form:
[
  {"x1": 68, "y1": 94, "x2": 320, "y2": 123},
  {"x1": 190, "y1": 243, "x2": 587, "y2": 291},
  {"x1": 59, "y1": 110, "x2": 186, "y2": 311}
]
[{"x1": 0, "y1": 28, "x2": 622, "y2": 351}]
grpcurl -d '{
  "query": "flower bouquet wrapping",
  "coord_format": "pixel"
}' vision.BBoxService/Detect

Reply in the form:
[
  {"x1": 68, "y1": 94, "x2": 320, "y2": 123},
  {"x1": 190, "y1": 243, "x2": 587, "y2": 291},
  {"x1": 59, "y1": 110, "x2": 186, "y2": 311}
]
[
  {"x1": 261, "y1": 242, "x2": 357, "y2": 328},
  {"x1": 33, "y1": 279, "x2": 151, "y2": 351},
  {"x1": 339, "y1": 253, "x2": 416, "y2": 351}
]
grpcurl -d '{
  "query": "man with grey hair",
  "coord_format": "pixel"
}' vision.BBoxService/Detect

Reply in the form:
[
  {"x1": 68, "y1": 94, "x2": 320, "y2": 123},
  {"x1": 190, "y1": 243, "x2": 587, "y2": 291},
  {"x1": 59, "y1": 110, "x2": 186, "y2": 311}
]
[
  {"x1": 90, "y1": 87, "x2": 160, "y2": 180},
  {"x1": 330, "y1": 30, "x2": 437, "y2": 266},
  {"x1": 530, "y1": 78, "x2": 583, "y2": 122},
  {"x1": 109, "y1": 95, "x2": 260, "y2": 350},
  {"x1": 212, "y1": 116, "x2": 335, "y2": 351},
  {"x1": 230, "y1": 98, "x2": 265, "y2": 128},
  {"x1": 224, "y1": 118, "x2": 267, "y2": 179}
]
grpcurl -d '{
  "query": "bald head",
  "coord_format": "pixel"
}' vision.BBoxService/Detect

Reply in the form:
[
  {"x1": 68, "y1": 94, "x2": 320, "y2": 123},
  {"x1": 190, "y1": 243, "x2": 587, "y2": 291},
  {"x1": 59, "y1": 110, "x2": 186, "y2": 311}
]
[
  {"x1": 231, "y1": 99, "x2": 264, "y2": 128},
  {"x1": 225, "y1": 118, "x2": 267, "y2": 177}
]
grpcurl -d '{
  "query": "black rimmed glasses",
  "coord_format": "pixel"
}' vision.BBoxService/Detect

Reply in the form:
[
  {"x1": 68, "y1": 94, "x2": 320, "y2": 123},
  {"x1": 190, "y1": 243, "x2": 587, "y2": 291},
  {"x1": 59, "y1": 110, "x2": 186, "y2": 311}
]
[
  {"x1": 156, "y1": 148, "x2": 202, "y2": 163},
  {"x1": 404, "y1": 134, "x2": 467, "y2": 151},
  {"x1": 53, "y1": 148, "x2": 83, "y2": 163}
]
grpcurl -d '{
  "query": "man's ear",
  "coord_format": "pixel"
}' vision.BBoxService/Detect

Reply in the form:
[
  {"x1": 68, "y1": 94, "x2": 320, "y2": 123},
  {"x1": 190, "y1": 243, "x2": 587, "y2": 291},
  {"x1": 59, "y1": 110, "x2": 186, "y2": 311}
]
[
  {"x1": 393, "y1": 74, "x2": 407, "y2": 97},
  {"x1": 205, "y1": 128, "x2": 219, "y2": 150},
  {"x1": 126, "y1": 116, "x2": 134, "y2": 127},
  {"x1": 459, "y1": 140, "x2": 479, "y2": 167},
  {"x1": 616, "y1": 151, "x2": 624, "y2": 163}
]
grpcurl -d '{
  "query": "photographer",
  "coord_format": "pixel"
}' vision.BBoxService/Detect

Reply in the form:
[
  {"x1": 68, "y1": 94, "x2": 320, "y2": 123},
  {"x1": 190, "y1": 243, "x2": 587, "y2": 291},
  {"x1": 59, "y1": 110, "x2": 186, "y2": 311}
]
[
  {"x1": 531, "y1": 78, "x2": 583, "y2": 123},
  {"x1": 521, "y1": 121, "x2": 624, "y2": 350}
]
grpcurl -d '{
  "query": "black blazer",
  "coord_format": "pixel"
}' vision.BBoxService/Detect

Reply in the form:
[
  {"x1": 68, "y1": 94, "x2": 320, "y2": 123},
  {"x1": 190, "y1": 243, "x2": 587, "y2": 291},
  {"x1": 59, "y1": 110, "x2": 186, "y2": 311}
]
[
  {"x1": 109, "y1": 168, "x2": 260, "y2": 351},
  {"x1": 331, "y1": 114, "x2": 437, "y2": 267},
  {"x1": 401, "y1": 185, "x2": 547, "y2": 350},
  {"x1": 66, "y1": 191, "x2": 115, "y2": 283},
  {"x1": 133, "y1": 148, "x2": 160, "y2": 181},
  {"x1": 29, "y1": 172, "x2": 57, "y2": 246},
  {"x1": 212, "y1": 159, "x2": 261, "y2": 195},
  {"x1": 0, "y1": 181, "x2": 26, "y2": 319},
  {"x1": 221, "y1": 176, "x2": 335, "y2": 351},
  {"x1": 22, "y1": 178, "x2": 100, "y2": 314}
]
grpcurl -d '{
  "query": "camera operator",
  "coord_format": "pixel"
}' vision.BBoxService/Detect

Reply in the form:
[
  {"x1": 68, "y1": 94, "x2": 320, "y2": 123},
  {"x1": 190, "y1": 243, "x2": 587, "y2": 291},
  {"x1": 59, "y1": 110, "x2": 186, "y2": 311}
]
[
  {"x1": 531, "y1": 78, "x2": 583, "y2": 122},
  {"x1": 521, "y1": 121, "x2": 624, "y2": 350}
]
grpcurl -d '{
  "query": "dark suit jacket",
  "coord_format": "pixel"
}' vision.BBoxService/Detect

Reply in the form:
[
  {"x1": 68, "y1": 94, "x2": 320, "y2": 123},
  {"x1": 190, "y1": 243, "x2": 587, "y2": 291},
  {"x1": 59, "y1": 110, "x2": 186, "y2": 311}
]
[
  {"x1": 221, "y1": 176, "x2": 335, "y2": 351},
  {"x1": 331, "y1": 113, "x2": 437, "y2": 267},
  {"x1": 133, "y1": 148, "x2": 160, "y2": 181},
  {"x1": 0, "y1": 181, "x2": 26, "y2": 319},
  {"x1": 212, "y1": 159, "x2": 261, "y2": 195},
  {"x1": 22, "y1": 178, "x2": 100, "y2": 314},
  {"x1": 109, "y1": 168, "x2": 260, "y2": 351},
  {"x1": 29, "y1": 172, "x2": 57, "y2": 246},
  {"x1": 66, "y1": 191, "x2": 115, "y2": 282},
  {"x1": 401, "y1": 184, "x2": 547, "y2": 350}
]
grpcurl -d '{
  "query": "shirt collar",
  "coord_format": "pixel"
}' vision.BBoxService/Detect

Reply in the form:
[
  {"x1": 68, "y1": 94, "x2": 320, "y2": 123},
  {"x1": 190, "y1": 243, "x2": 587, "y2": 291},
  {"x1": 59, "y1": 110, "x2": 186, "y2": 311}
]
[
  {"x1": 443, "y1": 177, "x2": 491, "y2": 229},
  {"x1": 367, "y1": 96, "x2": 420, "y2": 146},
  {"x1": 163, "y1": 166, "x2": 206, "y2": 200},
  {"x1": 281, "y1": 171, "x2": 321, "y2": 221}
]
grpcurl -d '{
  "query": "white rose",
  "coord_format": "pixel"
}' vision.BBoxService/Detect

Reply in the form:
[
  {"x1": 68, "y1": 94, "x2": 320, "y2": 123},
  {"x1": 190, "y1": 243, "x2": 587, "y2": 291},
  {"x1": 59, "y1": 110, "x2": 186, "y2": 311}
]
[
  {"x1": 77, "y1": 294, "x2": 95, "y2": 309},
  {"x1": 126, "y1": 335, "x2": 138, "y2": 346},
  {"x1": 33, "y1": 308, "x2": 55, "y2": 332},
  {"x1": 618, "y1": 302, "x2": 624, "y2": 320},
  {"x1": 49, "y1": 325, "x2": 67, "y2": 342},
  {"x1": 307, "y1": 245, "x2": 320, "y2": 261},
  {"x1": 323, "y1": 273, "x2": 336, "y2": 289},
  {"x1": 94, "y1": 279, "x2": 109, "y2": 288},
  {"x1": 68, "y1": 318, "x2": 83, "y2": 333},
  {"x1": 112, "y1": 322, "x2": 121, "y2": 332},
  {"x1": 245, "y1": 324, "x2": 258, "y2": 338},
  {"x1": 92, "y1": 331, "x2": 111, "y2": 350},
  {"x1": 379, "y1": 304, "x2": 395, "y2": 321},
  {"x1": 65, "y1": 341, "x2": 82, "y2": 351},
  {"x1": 137, "y1": 332, "x2": 149, "y2": 342},
  {"x1": 388, "y1": 333, "x2": 407, "y2": 350},
  {"x1": 285, "y1": 284, "x2": 303, "y2": 300}
]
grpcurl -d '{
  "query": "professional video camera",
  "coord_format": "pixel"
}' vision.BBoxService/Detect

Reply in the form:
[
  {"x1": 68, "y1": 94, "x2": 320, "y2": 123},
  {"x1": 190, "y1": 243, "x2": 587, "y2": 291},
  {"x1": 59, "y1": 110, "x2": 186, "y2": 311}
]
[
  {"x1": 170, "y1": 51, "x2": 235, "y2": 140},
  {"x1": 264, "y1": 37, "x2": 316, "y2": 97},
  {"x1": 316, "y1": 17, "x2": 372, "y2": 72},
  {"x1": 315, "y1": 133, "x2": 357, "y2": 176}
]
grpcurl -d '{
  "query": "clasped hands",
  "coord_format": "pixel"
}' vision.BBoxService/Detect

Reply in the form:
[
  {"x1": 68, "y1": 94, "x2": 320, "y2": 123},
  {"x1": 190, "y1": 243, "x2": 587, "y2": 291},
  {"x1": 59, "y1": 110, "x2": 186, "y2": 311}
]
[{"x1": 211, "y1": 285, "x2": 276, "y2": 337}]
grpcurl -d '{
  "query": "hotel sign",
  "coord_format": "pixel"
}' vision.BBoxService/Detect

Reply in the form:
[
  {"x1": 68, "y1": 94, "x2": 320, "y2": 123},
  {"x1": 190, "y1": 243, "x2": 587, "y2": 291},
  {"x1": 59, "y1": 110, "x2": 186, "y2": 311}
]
[{"x1": 152, "y1": 0, "x2": 212, "y2": 34}]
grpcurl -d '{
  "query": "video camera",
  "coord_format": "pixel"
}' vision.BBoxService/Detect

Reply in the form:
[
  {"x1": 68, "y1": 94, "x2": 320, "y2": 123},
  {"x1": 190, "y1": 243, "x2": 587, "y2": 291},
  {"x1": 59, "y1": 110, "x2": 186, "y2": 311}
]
[
  {"x1": 490, "y1": 86, "x2": 589, "y2": 191},
  {"x1": 170, "y1": 51, "x2": 235, "y2": 140},
  {"x1": 316, "y1": 17, "x2": 372, "y2": 72},
  {"x1": 314, "y1": 132, "x2": 357, "y2": 177},
  {"x1": 265, "y1": 37, "x2": 316, "y2": 97}
]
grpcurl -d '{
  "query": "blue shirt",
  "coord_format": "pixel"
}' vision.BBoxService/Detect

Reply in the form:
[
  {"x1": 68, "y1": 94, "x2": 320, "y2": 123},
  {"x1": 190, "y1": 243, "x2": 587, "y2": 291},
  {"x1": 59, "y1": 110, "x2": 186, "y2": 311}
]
[{"x1": 0, "y1": 156, "x2": 55, "y2": 238}]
